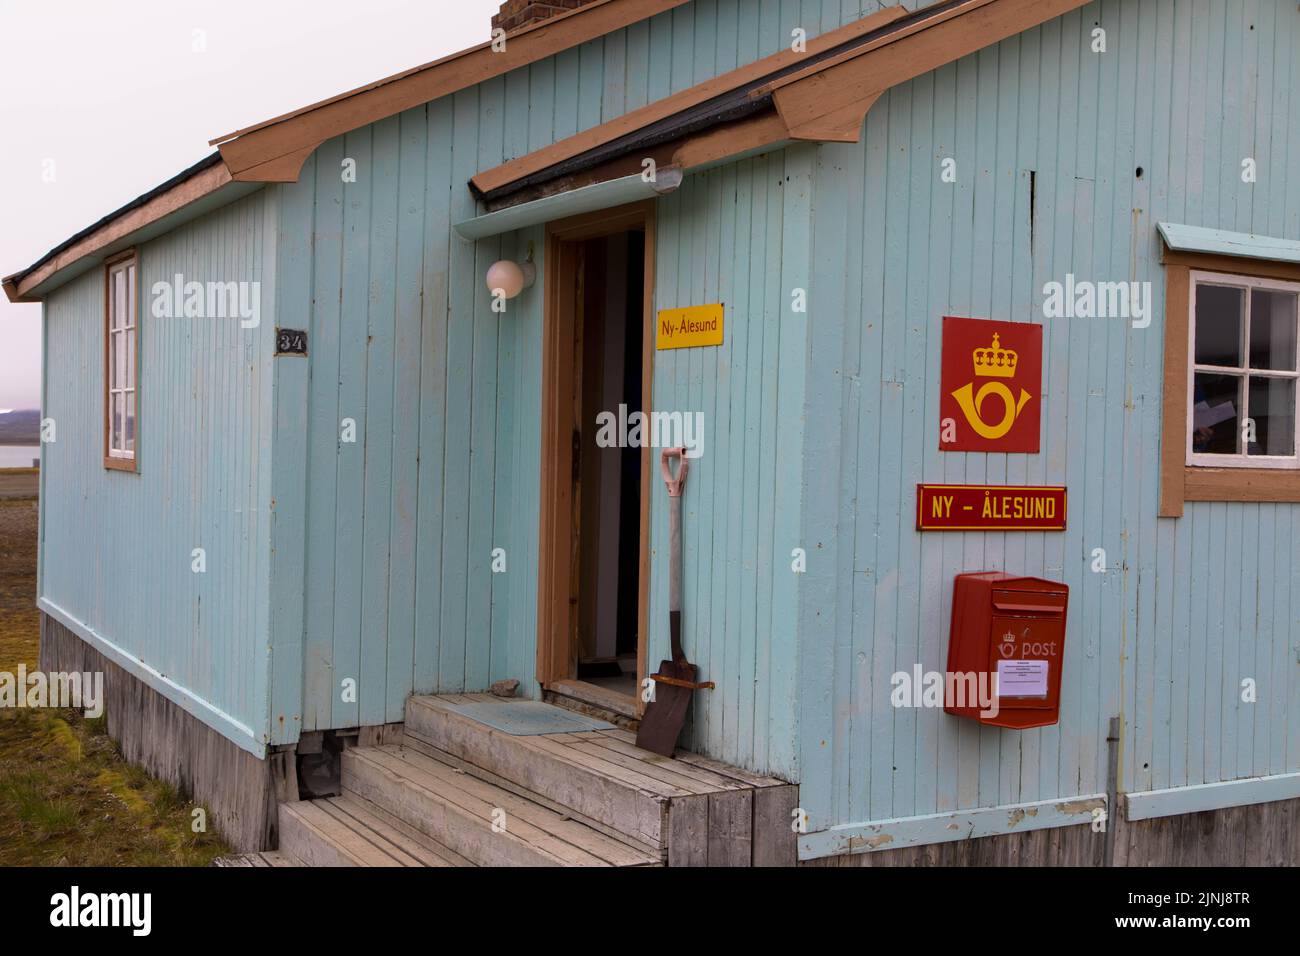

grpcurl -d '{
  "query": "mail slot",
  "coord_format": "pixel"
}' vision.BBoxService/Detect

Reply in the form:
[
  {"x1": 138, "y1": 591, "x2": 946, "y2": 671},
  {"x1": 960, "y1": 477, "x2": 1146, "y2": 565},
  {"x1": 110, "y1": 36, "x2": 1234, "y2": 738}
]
[{"x1": 945, "y1": 572, "x2": 1069, "y2": 729}]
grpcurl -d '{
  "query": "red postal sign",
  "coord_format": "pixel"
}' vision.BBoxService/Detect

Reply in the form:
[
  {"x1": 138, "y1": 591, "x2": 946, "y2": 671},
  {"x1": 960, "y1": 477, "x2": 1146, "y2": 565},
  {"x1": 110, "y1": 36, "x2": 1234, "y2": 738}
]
[
  {"x1": 916, "y1": 484, "x2": 1067, "y2": 531},
  {"x1": 940, "y1": 316, "x2": 1043, "y2": 453}
]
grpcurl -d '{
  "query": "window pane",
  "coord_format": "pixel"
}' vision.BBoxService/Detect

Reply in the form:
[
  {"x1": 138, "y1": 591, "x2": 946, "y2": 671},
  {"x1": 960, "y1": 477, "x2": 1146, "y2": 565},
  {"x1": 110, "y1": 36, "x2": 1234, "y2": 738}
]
[
  {"x1": 1249, "y1": 289, "x2": 1298, "y2": 371},
  {"x1": 113, "y1": 269, "x2": 127, "y2": 331},
  {"x1": 125, "y1": 392, "x2": 136, "y2": 454},
  {"x1": 1246, "y1": 377, "x2": 1296, "y2": 456},
  {"x1": 1191, "y1": 372, "x2": 1241, "y2": 454},
  {"x1": 113, "y1": 331, "x2": 125, "y2": 388},
  {"x1": 111, "y1": 393, "x2": 124, "y2": 452},
  {"x1": 126, "y1": 264, "x2": 136, "y2": 329},
  {"x1": 1194, "y1": 284, "x2": 1244, "y2": 367},
  {"x1": 126, "y1": 329, "x2": 135, "y2": 389}
]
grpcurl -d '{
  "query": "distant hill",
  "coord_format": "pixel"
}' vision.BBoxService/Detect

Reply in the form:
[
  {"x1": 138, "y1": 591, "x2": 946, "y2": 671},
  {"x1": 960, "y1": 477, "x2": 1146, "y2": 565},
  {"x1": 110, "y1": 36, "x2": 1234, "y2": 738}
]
[{"x1": 0, "y1": 409, "x2": 41, "y2": 444}]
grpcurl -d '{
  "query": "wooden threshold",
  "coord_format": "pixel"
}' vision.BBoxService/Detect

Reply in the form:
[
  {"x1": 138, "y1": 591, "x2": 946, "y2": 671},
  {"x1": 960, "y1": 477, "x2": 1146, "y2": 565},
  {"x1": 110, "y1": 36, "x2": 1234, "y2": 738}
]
[{"x1": 544, "y1": 678, "x2": 638, "y2": 720}]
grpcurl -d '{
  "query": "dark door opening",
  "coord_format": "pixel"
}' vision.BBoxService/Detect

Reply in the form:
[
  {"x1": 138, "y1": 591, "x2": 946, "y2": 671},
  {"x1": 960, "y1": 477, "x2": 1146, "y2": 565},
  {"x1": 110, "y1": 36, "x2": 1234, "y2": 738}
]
[{"x1": 573, "y1": 230, "x2": 645, "y2": 699}]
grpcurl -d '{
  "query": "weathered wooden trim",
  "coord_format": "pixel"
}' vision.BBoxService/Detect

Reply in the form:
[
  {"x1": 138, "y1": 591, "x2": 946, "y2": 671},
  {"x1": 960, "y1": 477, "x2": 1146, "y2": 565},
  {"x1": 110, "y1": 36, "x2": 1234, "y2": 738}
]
[
  {"x1": 797, "y1": 794, "x2": 1107, "y2": 860},
  {"x1": 768, "y1": 0, "x2": 1090, "y2": 145},
  {"x1": 469, "y1": 5, "x2": 908, "y2": 196},
  {"x1": 477, "y1": 0, "x2": 1088, "y2": 198},
  {"x1": 1123, "y1": 773, "x2": 1300, "y2": 822},
  {"x1": 775, "y1": 94, "x2": 881, "y2": 142},
  {"x1": 39, "y1": 598, "x2": 264, "y2": 754},
  {"x1": 756, "y1": 0, "x2": 998, "y2": 98},
  {"x1": 481, "y1": 111, "x2": 790, "y2": 214},
  {"x1": 8, "y1": 1, "x2": 686, "y2": 298},
  {"x1": 636, "y1": 207, "x2": 655, "y2": 716},
  {"x1": 1159, "y1": 262, "x2": 1190, "y2": 516},
  {"x1": 102, "y1": 250, "x2": 139, "y2": 473},
  {"x1": 455, "y1": 170, "x2": 677, "y2": 240},
  {"x1": 1183, "y1": 467, "x2": 1300, "y2": 502},
  {"x1": 213, "y1": 0, "x2": 696, "y2": 181},
  {"x1": 39, "y1": 611, "x2": 281, "y2": 852},
  {"x1": 7, "y1": 162, "x2": 235, "y2": 302},
  {"x1": 545, "y1": 678, "x2": 638, "y2": 718},
  {"x1": 538, "y1": 231, "x2": 578, "y2": 685},
  {"x1": 538, "y1": 202, "x2": 654, "y2": 693},
  {"x1": 805, "y1": 794, "x2": 1300, "y2": 866},
  {"x1": 1158, "y1": 247, "x2": 1300, "y2": 515},
  {"x1": 667, "y1": 110, "x2": 791, "y2": 172}
]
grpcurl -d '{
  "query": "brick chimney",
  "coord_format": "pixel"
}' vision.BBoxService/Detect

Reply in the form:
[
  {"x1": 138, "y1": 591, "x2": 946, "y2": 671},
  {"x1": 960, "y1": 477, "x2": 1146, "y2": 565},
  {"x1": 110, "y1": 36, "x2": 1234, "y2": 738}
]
[{"x1": 492, "y1": 0, "x2": 598, "y2": 35}]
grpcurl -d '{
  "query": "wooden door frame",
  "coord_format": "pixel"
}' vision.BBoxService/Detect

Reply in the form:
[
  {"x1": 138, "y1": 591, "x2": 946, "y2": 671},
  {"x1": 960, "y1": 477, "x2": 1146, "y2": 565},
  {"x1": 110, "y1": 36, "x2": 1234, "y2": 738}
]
[{"x1": 538, "y1": 201, "x2": 655, "y2": 716}]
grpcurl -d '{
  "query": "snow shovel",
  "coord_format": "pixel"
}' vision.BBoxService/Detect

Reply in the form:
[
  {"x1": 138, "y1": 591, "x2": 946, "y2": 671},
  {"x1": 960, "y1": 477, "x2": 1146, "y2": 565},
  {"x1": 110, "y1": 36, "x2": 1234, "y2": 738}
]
[{"x1": 636, "y1": 447, "x2": 713, "y2": 757}]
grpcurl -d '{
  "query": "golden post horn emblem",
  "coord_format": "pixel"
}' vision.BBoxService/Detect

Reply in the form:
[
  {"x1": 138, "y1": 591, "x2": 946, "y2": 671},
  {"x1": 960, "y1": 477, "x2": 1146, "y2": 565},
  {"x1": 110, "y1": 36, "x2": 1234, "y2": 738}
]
[{"x1": 950, "y1": 334, "x2": 1032, "y2": 440}]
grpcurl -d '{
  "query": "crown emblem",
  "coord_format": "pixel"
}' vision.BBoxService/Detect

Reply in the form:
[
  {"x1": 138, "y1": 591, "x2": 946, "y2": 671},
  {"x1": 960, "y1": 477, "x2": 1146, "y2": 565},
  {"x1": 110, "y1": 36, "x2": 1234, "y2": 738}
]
[{"x1": 973, "y1": 333, "x2": 1018, "y2": 378}]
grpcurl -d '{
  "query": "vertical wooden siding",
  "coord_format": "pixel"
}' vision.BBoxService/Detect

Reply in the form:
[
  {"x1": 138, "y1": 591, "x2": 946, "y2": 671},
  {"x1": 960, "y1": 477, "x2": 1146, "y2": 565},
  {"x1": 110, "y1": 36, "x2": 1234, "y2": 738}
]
[
  {"x1": 650, "y1": 150, "x2": 812, "y2": 780},
  {"x1": 40, "y1": 191, "x2": 275, "y2": 753},
  {"x1": 282, "y1": 0, "x2": 903, "y2": 745},
  {"x1": 799, "y1": 0, "x2": 1300, "y2": 834}
]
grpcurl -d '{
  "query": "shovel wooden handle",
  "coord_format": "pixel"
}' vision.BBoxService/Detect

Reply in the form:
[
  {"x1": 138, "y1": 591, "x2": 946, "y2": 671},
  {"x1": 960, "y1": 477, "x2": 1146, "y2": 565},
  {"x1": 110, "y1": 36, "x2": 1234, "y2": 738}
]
[
  {"x1": 662, "y1": 448, "x2": 687, "y2": 660},
  {"x1": 660, "y1": 447, "x2": 688, "y2": 497}
]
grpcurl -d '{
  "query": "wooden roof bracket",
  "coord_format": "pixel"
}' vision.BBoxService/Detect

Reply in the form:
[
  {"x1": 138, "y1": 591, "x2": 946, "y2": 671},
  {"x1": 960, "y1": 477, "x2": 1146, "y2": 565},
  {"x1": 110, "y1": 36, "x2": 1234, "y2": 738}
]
[
  {"x1": 773, "y1": 89, "x2": 884, "y2": 143},
  {"x1": 762, "y1": 0, "x2": 1092, "y2": 143},
  {"x1": 474, "y1": 0, "x2": 1091, "y2": 199}
]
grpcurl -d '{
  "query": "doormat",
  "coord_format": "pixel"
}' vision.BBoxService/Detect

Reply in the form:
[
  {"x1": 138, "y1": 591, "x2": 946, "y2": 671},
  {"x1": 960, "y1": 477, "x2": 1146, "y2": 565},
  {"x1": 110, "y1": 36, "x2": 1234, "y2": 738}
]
[{"x1": 442, "y1": 700, "x2": 615, "y2": 735}]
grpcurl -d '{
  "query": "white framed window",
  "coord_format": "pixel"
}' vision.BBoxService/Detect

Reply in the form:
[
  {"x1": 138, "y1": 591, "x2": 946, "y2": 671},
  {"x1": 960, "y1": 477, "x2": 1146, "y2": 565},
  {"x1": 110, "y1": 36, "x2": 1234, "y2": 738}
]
[
  {"x1": 1187, "y1": 269, "x2": 1300, "y2": 469},
  {"x1": 105, "y1": 253, "x2": 138, "y2": 469}
]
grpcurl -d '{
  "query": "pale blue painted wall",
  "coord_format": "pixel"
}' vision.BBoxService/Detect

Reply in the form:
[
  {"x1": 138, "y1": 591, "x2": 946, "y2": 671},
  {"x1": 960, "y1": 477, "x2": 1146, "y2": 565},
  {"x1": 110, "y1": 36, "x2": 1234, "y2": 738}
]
[
  {"x1": 651, "y1": 150, "x2": 813, "y2": 779},
  {"x1": 39, "y1": 0, "x2": 1298, "y2": 824},
  {"x1": 274, "y1": 0, "x2": 900, "y2": 749},
  {"x1": 798, "y1": 0, "x2": 1300, "y2": 835},
  {"x1": 39, "y1": 190, "x2": 277, "y2": 754}
]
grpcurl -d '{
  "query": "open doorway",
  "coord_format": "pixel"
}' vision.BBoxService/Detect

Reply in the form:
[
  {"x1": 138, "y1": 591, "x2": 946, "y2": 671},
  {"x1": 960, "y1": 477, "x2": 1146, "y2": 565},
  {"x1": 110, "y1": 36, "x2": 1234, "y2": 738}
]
[
  {"x1": 574, "y1": 230, "x2": 645, "y2": 695},
  {"x1": 539, "y1": 204, "x2": 654, "y2": 715}
]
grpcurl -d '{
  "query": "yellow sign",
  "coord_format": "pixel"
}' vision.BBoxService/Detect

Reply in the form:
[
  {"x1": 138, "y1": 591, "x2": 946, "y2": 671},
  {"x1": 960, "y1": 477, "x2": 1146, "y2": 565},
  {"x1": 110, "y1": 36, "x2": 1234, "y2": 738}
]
[{"x1": 656, "y1": 303, "x2": 724, "y2": 350}]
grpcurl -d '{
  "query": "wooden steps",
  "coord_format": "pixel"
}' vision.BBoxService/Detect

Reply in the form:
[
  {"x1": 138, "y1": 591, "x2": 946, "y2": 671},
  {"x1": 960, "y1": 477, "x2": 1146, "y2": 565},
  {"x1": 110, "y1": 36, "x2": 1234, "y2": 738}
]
[
  {"x1": 343, "y1": 745, "x2": 658, "y2": 866},
  {"x1": 404, "y1": 693, "x2": 798, "y2": 866},
  {"x1": 270, "y1": 693, "x2": 796, "y2": 867}
]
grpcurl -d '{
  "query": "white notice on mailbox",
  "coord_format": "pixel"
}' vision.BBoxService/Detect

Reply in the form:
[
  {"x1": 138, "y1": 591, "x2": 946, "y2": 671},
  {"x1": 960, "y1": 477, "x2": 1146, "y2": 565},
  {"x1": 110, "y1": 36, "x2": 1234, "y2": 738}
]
[{"x1": 996, "y1": 659, "x2": 1049, "y2": 697}]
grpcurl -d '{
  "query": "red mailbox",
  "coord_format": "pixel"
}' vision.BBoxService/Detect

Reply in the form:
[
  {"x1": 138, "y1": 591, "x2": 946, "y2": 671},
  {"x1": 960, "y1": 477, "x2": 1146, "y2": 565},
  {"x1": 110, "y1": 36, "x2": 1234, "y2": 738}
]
[{"x1": 945, "y1": 572, "x2": 1068, "y2": 729}]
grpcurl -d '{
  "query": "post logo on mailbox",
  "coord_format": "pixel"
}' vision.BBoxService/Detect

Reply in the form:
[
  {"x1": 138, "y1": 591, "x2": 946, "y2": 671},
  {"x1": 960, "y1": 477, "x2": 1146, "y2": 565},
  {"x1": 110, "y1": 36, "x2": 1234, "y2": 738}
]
[{"x1": 940, "y1": 316, "x2": 1043, "y2": 453}]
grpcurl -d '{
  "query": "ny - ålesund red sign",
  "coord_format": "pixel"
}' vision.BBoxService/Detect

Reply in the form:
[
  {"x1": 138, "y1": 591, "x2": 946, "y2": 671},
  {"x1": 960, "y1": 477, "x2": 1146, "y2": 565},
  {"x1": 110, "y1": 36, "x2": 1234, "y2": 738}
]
[{"x1": 916, "y1": 484, "x2": 1067, "y2": 532}]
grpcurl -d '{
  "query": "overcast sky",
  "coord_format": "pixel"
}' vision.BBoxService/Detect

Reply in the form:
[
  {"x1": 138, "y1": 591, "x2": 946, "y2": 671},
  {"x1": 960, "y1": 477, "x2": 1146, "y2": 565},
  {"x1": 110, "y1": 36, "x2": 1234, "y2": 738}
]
[{"x1": 0, "y1": 0, "x2": 502, "y2": 409}]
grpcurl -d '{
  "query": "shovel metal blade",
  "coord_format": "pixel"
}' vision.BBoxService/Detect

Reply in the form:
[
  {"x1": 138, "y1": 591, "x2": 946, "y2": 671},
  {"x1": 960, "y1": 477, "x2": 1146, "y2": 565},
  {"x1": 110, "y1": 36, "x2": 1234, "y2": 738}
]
[{"x1": 635, "y1": 659, "x2": 697, "y2": 757}]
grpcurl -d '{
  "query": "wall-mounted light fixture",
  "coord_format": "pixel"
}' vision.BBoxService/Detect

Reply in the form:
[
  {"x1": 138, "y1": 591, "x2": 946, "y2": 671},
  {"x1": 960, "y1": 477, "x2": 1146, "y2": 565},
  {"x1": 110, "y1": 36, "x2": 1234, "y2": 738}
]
[{"x1": 485, "y1": 250, "x2": 536, "y2": 300}]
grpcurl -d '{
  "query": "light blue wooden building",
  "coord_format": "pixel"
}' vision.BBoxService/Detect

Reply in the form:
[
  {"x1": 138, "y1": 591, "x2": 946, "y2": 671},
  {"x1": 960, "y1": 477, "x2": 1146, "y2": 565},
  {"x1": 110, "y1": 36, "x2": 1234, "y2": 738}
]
[{"x1": 7, "y1": 0, "x2": 1300, "y2": 864}]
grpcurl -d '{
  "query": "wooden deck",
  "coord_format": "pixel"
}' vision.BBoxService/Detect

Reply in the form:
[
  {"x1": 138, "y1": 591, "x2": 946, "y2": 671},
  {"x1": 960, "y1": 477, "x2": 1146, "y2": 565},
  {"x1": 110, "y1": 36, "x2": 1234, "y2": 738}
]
[
  {"x1": 403, "y1": 693, "x2": 797, "y2": 866},
  {"x1": 259, "y1": 693, "x2": 798, "y2": 867}
]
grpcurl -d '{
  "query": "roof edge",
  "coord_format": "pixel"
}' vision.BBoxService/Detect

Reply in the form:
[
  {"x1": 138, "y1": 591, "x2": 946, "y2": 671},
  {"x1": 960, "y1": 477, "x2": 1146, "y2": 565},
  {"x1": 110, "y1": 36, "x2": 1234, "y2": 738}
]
[
  {"x1": 213, "y1": 0, "x2": 694, "y2": 183},
  {"x1": 5, "y1": 154, "x2": 232, "y2": 303},
  {"x1": 474, "y1": 0, "x2": 1092, "y2": 202},
  {"x1": 6, "y1": 0, "x2": 691, "y2": 300}
]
